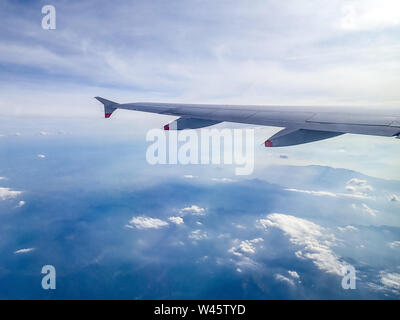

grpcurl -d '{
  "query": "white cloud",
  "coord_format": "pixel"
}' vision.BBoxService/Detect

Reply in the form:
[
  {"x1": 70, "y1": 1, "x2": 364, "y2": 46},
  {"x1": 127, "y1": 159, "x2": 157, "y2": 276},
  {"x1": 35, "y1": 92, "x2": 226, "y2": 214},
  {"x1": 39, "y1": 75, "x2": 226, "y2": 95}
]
[
  {"x1": 16, "y1": 200, "x2": 25, "y2": 208},
  {"x1": 168, "y1": 216, "x2": 184, "y2": 225},
  {"x1": 259, "y1": 213, "x2": 345, "y2": 275},
  {"x1": 0, "y1": 187, "x2": 22, "y2": 200},
  {"x1": 211, "y1": 178, "x2": 235, "y2": 183},
  {"x1": 229, "y1": 238, "x2": 264, "y2": 256},
  {"x1": 228, "y1": 247, "x2": 243, "y2": 257},
  {"x1": 286, "y1": 188, "x2": 338, "y2": 197},
  {"x1": 128, "y1": 216, "x2": 168, "y2": 229},
  {"x1": 37, "y1": 154, "x2": 46, "y2": 158},
  {"x1": 183, "y1": 175, "x2": 196, "y2": 179},
  {"x1": 275, "y1": 273, "x2": 295, "y2": 286},
  {"x1": 234, "y1": 256, "x2": 260, "y2": 271},
  {"x1": 188, "y1": 229, "x2": 208, "y2": 241},
  {"x1": 14, "y1": 248, "x2": 35, "y2": 254},
  {"x1": 337, "y1": 225, "x2": 358, "y2": 232},
  {"x1": 388, "y1": 241, "x2": 400, "y2": 249},
  {"x1": 390, "y1": 194, "x2": 400, "y2": 202},
  {"x1": 179, "y1": 205, "x2": 206, "y2": 216},
  {"x1": 346, "y1": 178, "x2": 373, "y2": 197},
  {"x1": 361, "y1": 203, "x2": 378, "y2": 216},
  {"x1": 239, "y1": 238, "x2": 263, "y2": 254},
  {"x1": 288, "y1": 270, "x2": 300, "y2": 279},
  {"x1": 380, "y1": 271, "x2": 400, "y2": 292},
  {"x1": 347, "y1": 178, "x2": 368, "y2": 186},
  {"x1": 0, "y1": 177, "x2": 7, "y2": 180},
  {"x1": 39, "y1": 131, "x2": 48, "y2": 136},
  {"x1": 285, "y1": 188, "x2": 369, "y2": 199},
  {"x1": 339, "y1": 0, "x2": 400, "y2": 31}
]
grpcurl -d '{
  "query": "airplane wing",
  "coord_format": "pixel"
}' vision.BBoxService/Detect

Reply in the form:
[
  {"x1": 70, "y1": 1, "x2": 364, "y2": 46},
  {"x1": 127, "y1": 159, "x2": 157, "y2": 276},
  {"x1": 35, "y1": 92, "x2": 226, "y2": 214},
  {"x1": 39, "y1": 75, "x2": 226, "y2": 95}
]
[{"x1": 95, "y1": 97, "x2": 400, "y2": 147}]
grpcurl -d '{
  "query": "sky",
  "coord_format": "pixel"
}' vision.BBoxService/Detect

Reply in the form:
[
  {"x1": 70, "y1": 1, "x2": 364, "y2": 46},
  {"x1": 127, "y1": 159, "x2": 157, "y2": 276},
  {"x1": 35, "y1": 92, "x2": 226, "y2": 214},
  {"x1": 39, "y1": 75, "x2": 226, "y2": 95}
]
[
  {"x1": 0, "y1": 0, "x2": 400, "y2": 299},
  {"x1": 0, "y1": 0, "x2": 400, "y2": 117}
]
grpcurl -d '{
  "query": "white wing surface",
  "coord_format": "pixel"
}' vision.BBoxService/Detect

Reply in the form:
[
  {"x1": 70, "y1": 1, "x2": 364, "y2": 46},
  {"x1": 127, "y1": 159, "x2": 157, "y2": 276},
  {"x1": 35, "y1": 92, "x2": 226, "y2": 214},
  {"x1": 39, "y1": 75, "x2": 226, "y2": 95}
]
[{"x1": 95, "y1": 97, "x2": 400, "y2": 147}]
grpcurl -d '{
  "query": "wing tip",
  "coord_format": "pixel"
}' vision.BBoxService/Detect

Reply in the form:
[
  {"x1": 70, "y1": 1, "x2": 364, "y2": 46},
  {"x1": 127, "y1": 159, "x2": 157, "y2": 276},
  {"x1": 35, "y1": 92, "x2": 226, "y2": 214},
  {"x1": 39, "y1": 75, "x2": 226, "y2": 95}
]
[{"x1": 94, "y1": 96, "x2": 118, "y2": 119}]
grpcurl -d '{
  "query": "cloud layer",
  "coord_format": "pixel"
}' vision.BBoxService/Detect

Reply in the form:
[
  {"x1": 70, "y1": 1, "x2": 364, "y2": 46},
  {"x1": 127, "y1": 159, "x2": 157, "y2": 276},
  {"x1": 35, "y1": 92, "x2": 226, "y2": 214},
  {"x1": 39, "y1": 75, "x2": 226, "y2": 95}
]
[{"x1": 259, "y1": 213, "x2": 346, "y2": 275}]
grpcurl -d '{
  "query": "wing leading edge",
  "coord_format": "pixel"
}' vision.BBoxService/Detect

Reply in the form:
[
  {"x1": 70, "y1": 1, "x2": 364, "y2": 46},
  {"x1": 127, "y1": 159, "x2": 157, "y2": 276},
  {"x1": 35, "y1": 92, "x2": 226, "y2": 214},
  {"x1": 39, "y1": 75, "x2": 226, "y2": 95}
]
[{"x1": 95, "y1": 97, "x2": 400, "y2": 147}]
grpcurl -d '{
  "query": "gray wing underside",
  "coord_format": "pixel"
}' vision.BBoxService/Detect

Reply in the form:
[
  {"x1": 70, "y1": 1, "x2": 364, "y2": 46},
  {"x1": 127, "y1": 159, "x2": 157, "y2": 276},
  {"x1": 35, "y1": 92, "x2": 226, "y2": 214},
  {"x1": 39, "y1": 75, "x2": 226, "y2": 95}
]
[{"x1": 95, "y1": 97, "x2": 400, "y2": 147}]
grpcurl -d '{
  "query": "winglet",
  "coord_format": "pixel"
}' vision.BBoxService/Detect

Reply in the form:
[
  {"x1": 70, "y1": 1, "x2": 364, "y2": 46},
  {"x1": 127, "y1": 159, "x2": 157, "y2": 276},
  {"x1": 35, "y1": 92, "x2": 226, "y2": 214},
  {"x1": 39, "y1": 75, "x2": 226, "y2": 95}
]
[{"x1": 95, "y1": 97, "x2": 119, "y2": 118}]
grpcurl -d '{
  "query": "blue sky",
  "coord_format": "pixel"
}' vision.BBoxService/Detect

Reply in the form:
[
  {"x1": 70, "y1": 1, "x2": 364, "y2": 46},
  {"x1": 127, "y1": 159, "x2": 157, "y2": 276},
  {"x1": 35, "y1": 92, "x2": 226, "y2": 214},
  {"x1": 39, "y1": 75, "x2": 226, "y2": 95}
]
[{"x1": 0, "y1": 0, "x2": 400, "y2": 299}]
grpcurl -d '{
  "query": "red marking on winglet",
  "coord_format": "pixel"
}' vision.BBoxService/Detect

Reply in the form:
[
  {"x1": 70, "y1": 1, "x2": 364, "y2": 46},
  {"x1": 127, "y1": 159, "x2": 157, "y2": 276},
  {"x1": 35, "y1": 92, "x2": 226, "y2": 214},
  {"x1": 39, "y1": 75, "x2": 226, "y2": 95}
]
[
  {"x1": 105, "y1": 113, "x2": 112, "y2": 118},
  {"x1": 265, "y1": 139, "x2": 273, "y2": 147},
  {"x1": 164, "y1": 124, "x2": 170, "y2": 130}
]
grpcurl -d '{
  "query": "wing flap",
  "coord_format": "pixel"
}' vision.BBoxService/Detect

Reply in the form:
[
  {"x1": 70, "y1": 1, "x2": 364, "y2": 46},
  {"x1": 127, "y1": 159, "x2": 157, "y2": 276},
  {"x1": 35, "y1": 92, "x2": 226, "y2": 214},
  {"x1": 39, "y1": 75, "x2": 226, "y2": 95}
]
[
  {"x1": 265, "y1": 128, "x2": 344, "y2": 147},
  {"x1": 164, "y1": 117, "x2": 221, "y2": 130}
]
